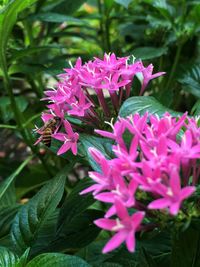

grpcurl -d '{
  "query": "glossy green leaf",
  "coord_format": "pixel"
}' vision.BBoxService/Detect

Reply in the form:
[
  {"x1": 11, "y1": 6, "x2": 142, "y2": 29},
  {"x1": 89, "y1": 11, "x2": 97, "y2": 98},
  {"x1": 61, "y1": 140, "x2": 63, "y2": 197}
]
[
  {"x1": 132, "y1": 46, "x2": 167, "y2": 60},
  {"x1": 29, "y1": 12, "x2": 83, "y2": 23},
  {"x1": 178, "y1": 64, "x2": 200, "y2": 98},
  {"x1": 48, "y1": 209, "x2": 103, "y2": 251},
  {"x1": 26, "y1": 253, "x2": 91, "y2": 267},
  {"x1": 119, "y1": 96, "x2": 181, "y2": 118},
  {"x1": 16, "y1": 248, "x2": 30, "y2": 267},
  {"x1": 0, "y1": 246, "x2": 19, "y2": 267},
  {"x1": 114, "y1": 0, "x2": 132, "y2": 8},
  {"x1": 0, "y1": 155, "x2": 33, "y2": 208},
  {"x1": 79, "y1": 134, "x2": 114, "y2": 171},
  {"x1": 191, "y1": 99, "x2": 200, "y2": 115},
  {"x1": 58, "y1": 177, "x2": 95, "y2": 229},
  {"x1": 0, "y1": 206, "x2": 19, "y2": 238},
  {"x1": 10, "y1": 166, "x2": 67, "y2": 255}
]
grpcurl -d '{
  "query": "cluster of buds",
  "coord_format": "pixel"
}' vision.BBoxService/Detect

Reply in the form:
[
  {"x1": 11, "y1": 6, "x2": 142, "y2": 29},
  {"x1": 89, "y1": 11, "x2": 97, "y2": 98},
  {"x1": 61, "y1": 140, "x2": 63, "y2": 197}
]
[
  {"x1": 81, "y1": 113, "x2": 200, "y2": 253},
  {"x1": 35, "y1": 53, "x2": 164, "y2": 155}
]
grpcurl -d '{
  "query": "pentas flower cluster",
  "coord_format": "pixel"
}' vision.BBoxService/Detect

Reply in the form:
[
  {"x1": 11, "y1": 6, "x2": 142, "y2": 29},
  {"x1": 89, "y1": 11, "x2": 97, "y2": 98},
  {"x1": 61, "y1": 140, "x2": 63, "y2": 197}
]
[
  {"x1": 36, "y1": 53, "x2": 164, "y2": 155},
  {"x1": 81, "y1": 113, "x2": 200, "y2": 253}
]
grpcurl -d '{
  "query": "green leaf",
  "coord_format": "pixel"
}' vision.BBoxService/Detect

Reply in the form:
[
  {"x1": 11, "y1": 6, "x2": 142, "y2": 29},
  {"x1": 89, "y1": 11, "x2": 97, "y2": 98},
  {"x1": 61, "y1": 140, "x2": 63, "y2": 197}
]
[
  {"x1": 0, "y1": 246, "x2": 19, "y2": 267},
  {"x1": 58, "y1": 177, "x2": 95, "y2": 229},
  {"x1": 178, "y1": 64, "x2": 200, "y2": 98},
  {"x1": 16, "y1": 248, "x2": 30, "y2": 267},
  {"x1": 171, "y1": 226, "x2": 200, "y2": 267},
  {"x1": 138, "y1": 247, "x2": 158, "y2": 267},
  {"x1": 10, "y1": 166, "x2": 67, "y2": 255},
  {"x1": 119, "y1": 96, "x2": 181, "y2": 118},
  {"x1": 48, "y1": 209, "x2": 103, "y2": 252},
  {"x1": 43, "y1": 0, "x2": 86, "y2": 15},
  {"x1": 0, "y1": 0, "x2": 38, "y2": 72},
  {"x1": 26, "y1": 253, "x2": 91, "y2": 267},
  {"x1": 191, "y1": 99, "x2": 200, "y2": 115},
  {"x1": 0, "y1": 206, "x2": 19, "y2": 238},
  {"x1": 0, "y1": 96, "x2": 28, "y2": 122},
  {"x1": 29, "y1": 12, "x2": 83, "y2": 23},
  {"x1": 132, "y1": 46, "x2": 167, "y2": 60},
  {"x1": 114, "y1": 0, "x2": 132, "y2": 8},
  {"x1": 0, "y1": 155, "x2": 33, "y2": 208},
  {"x1": 79, "y1": 134, "x2": 113, "y2": 171}
]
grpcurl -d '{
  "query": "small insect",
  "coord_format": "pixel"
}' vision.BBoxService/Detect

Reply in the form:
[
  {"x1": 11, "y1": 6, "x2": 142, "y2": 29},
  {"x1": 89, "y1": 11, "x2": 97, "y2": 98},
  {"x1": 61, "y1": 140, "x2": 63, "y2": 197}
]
[{"x1": 35, "y1": 117, "x2": 61, "y2": 147}]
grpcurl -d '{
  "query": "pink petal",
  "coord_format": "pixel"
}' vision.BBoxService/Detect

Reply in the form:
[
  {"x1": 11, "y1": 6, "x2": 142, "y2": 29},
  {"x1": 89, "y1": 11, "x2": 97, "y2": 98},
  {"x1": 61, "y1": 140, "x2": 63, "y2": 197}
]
[
  {"x1": 148, "y1": 198, "x2": 170, "y2": 210},
  {"x1": 64, "y1": 120, "x2": 73, "y2": 135},
  {"x1": 169, "y1": 202, "x2": 180, "y2": 215},
  {"x1": 180, "y1": 186, "x2": 195, "y2": 200},
  {"x1": 125, "y1": 231, "x2": 136, "y2": 252},
  {"x1": 71, "y1": 143, "x2": 78, "y2": 155},
  {"x1": 105, "y1": 205, "x2": 116, "y2": 218},
  {"x1": 80, "y1": 184, "x2": 99, "y2": 195},
  {"x1": 57, "y1": 142, "x2": 71, "y2": 155},
  {"x1": 95, "y1": 129, "x2": 115, "y2": 139},
  {"x1": 131, "y1": 212, "x2": 145, "y2": 229},
  {"x1": 115, "y1": 198, "x2": 129, "y2": 220},
  {"x1": 52, "y1": 133, "x2": 66, "y2": 141},
  {"x1": 170, "y1": 168, "x2": 181, "y2": 195},
  {"x1": 95, "y1": 192, "x2": 114, "y2": 203},
  {"x1": 102, "y1": 231, "x2": 127, "y2": 253},
  {"x1": 94, "y1": 218, "x2": 116, "y2": 230}
]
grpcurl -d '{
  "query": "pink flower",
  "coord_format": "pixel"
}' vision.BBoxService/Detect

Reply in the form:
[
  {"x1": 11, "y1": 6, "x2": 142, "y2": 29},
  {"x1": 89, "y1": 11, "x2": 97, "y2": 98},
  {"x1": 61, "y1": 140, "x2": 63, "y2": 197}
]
[
  {"x1": 94, "y1": 199, "x2": 145, "y2": 253},
  {"x1": 95, "y1": 173, "x2": 138, "y2": 218},
  {"x1": 148, "y1": 167, "x2": 195, "y2": 215},
  {"x1": 140, "y1": 63, "x2": 165, "y2": 95},
  {"x1": 52, "y1": 120, "x2": 79, "y2": 155}
]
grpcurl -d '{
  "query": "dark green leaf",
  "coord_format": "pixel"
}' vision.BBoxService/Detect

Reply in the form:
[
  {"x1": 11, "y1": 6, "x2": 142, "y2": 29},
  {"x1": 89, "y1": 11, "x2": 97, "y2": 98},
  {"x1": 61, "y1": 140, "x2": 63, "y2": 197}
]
[
  {"x1": 191, "y1": 99, "x2": 200, "y2": 115},
  {"x1": 43, "y1": 0, "x2": 86, "y2": 15},
  {"x1": 10, "y1": 166, "x2": 67, "y2": 255},
  {"x1": 0, "y1": 206, "x2": 19, "y2": 238},
  {"x1": 178, "y1": 64, "x2": 200, "y2": 98},
  {"x1": 79, "y1": 134, "x2": 113, "y2": 172},
  {"x1": 138, "y1": 247, "x2": 158, "y2": 267},
  {"x1": 119, "y1": 96, "x2": 181, "y2": 118},
  {"x1": 171, "y1": 226, "x2": 200, "y2": 267},
  {"x1": 132, "y1": 47, "x2": 167, "y2": 60},
  {"x1": 26, "y1": 253, "x2": 91, "y2": 267},
  {"x1": 58, "y1": 177, "x2": 95, "y2": 229},
  {"x1": 48, "y1": 209, "x2": 103, "y2": 251}
]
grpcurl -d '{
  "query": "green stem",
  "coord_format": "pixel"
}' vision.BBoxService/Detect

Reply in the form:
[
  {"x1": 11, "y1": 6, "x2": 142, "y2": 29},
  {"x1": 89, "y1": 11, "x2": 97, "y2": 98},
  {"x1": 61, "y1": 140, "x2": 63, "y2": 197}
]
[
  {"x1": 0, "y1": 52, "x2": 52, "y2": 177},
  {"x1": 0, "y1": 124, "x2": 16, "y2": 129},
  {"x1": 105, "y1": 14, "x2": 111, "y2": 52},
  {"x1": 97, "y1": 0, "x2": 105, "y2": 51},
  {"x1": 165, "y1": 43, "x2": 183, "y2": 90}
]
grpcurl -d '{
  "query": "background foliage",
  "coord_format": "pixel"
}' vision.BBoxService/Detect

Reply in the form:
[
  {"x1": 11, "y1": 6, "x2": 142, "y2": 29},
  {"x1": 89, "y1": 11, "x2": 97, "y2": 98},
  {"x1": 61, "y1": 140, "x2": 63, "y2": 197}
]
[{"x1": 0, "y1": 0, "x2": 200, "y2": 266}]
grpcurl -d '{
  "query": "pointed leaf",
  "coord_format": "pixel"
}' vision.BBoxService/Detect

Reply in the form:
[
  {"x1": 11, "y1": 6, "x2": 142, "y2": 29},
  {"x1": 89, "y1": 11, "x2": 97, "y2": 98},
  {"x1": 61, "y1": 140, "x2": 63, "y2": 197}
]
[
  {"x1": 0, "y1": 246, "x2": 19, "y2": 267},
  {"x1": 26, "y1": 253, "x2": 91, "y2": 267},
  {"x1": 10, "y1": 166, "x2": 67, "y2": 255},
  {"x1": 119, "y1": 96, "x2": 181, "y2": 118}
]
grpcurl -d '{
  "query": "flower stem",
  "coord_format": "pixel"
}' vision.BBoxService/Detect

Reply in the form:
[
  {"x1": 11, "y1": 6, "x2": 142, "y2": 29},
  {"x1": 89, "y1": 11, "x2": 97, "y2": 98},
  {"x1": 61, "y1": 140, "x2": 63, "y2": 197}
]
[{"x1": 165, "y1": 43, "x2": 183, "y2": 90}]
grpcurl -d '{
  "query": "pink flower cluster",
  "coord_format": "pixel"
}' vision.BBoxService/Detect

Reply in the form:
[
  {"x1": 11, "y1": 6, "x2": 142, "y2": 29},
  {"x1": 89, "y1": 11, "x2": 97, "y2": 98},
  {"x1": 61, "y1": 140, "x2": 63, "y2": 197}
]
[
  {"x1": 81, "y1": 113, "x2": 200, "y2": 253},
  {"x1": 36, "y1": 53, "x2": 164, "y2": 155}
]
